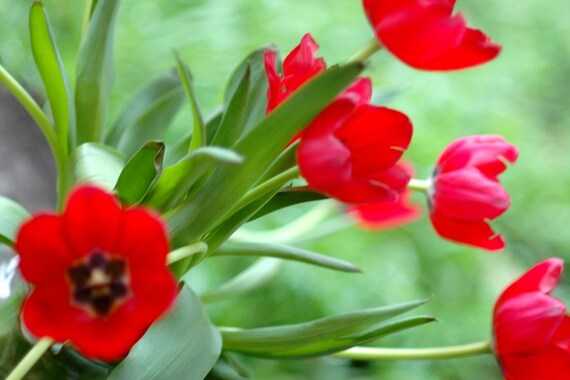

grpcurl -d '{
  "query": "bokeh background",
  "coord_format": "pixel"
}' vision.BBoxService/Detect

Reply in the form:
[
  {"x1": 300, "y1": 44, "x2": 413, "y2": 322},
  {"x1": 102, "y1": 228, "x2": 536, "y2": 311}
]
[{"x1": 1, "y1": 0, "x2": 569, "y2": 378}]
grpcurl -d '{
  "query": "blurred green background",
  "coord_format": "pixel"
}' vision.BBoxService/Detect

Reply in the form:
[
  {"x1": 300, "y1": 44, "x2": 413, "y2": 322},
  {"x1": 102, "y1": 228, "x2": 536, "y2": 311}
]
[{"x1": 1, "y1": 0, "x2": 569, "y2": 378}]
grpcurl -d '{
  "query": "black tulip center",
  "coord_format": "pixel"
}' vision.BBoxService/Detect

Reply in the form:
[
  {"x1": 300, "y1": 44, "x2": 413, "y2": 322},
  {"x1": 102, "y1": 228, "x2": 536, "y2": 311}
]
[{"x1": 67, "y1": 251, "x2": 130, "y2": 317}]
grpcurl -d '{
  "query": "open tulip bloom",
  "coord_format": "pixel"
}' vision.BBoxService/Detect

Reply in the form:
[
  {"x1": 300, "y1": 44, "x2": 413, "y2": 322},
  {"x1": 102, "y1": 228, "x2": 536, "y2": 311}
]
[{"x1": 0, "y1": 1, "x2": 555, "y2": 379}]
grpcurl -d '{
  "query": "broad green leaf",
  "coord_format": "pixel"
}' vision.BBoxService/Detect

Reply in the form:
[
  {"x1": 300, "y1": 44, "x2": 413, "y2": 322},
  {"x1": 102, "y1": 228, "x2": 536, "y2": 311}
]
[
  {"x1": 69, "y1": 143, "x2": 125, "y2": 190},
  {"x1": 249, "y1": 189, "x2": 326, "y2": 221},
  {"x1": 175, "y1": 54, "x2": 205, "y2": 152},
  {"x1": 116, "y1": 92, "x2": 185, "y2": 158},
  {"x1": 0, "y1": 198, "x2": 30, "y2": 246},
  {"x1": 114, "y1": 141, "x2": 164, "y2": 205},
  {"x1": 109, "y1": 285, "x2": 222, "y2": 380},
  {"x1": 106, "y1": 71, "x2": 182, "y2": 146},
  {"x1": 264, "y1": 316, "x2": 436, "y2": 358},
  {"x1": 148, "y1": 147, "x2": 242, "y2": 212},
  {"x1": 209, "y1": 353, "x2": 253, "y2": 380},
  {"x1": 213, "y1": 242, "x2": 360, "y2": 273},
  {"x1": 223, "y1": 48, "x2": 268, "y2": 135},
  {"x1": 75, "y1": 0, "x2": 120, "y2": 144},
  {"x1": 164, "y1": 109, "x2": 223, "y2": 166},
  {"x1": 200, "y1": 258, "x2": 283, "y2": 304},
  {"x1": 211, "y1": 66, "x2": 250, "y2": 147},
  {"x1": 168, "y1": 62, "x2": 364, "y2": 246},
  {"x1": 29, "y1": 1, "x2": 75, "y2": 151},
  {"x1": 220, "y1": 300, "x2": 433, "y2": 358}
]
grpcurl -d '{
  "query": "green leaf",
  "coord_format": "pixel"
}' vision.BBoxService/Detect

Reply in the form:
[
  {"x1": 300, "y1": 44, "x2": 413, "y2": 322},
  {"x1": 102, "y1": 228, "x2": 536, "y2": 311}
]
[
  {"x1": 200, "y1": 258, "x2": 283, "y2": 304},
  {"x1": 223, "y1": 48, "x2": 268, "y2": 135},
  {"x1": 75, "y1": 0, "x2": 120, "y2": 144},
  {"x1": 175, "y1": 54, "x2": 205, "y2": 153},
  {"x1": 68, "y1": 143, "x2": 125, "y2": 190},
  {"x1": 0, "y1": 198, "x2": 30, "y2": 245},
  {"x1": 249, "y1": 188, "x2": 326, "y2": 221},
  {"x1": 213, "y1": 242, "x2": 360, "y2": 273},
  {"x1": 109, "y1": 285, "x2": 222, "y2": 380},
  {"x1": 106, "y1": 71, "x2": 182, "y2": 146},
  {"x1": 116, "y1": 84, "x2": 185, "y2": 158},
  {"x1": 148, "y1": 147, "x2": 243, "y2": 212},
  {"x1": 220, "y1": 300, "x2": 433, "y2": 358},
  {"x1": 211, "y1": 65, "x2": 251, "y2": 147},
  {"x1": 29, "y1": 1, "x2": 75, "y2": 151},
  {"x1": 114, "y1": 141, "x2": 164, "y2": 205},
  {"x1": 168, "y1": 62, "x2": 364, "y2": 246}
]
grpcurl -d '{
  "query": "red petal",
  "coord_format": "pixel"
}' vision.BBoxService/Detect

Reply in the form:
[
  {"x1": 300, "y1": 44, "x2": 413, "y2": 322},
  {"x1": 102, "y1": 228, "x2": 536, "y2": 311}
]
[
  {"x1": 21, "y1": 283, "x2": 86, "y2": 343},
  {"x1": 416, "y1": 28, "x2": 501, "y2": 70},
  {"x1": 335, "y1": 105, "x2": 412, "y2": 177},
  {"x1": 282, "y1": 33, "x2": 326, "y2": 92},
  {"x1": 500, "y1": 346, "x2": 570, "y2": 380},
  {"x1": 429, "y1": 209, "x2": 504, "y2": 251},
  {"x1": 337, "y1": 77, "x2": 373, "y2": 106},
  {"x1": 15, "y1": 214, "x2": 75, "y2": 286},
  {"x1": 62, "y1": 186, "x2": 123, "y2": 258},
  {"x1": 433, "y1": 169, "x2": 510, "y2": 221},
  {"x1": 494, "y1": 292, "x2": 566, "y2": 356},
  {"x1": 363, "y1": 0, "x2": 500, "y2": 70},
  {"x1": 437, "y1": 135, "x2": 519, "y2": 179},
  {"x1": 496, "y1": 259, "x2": 564, "y2": 305},
  {"x1": 68, "y1": 272, "x2": 177, "y2": 361},
  {"x1": 264, "y1": 50, "x2": 283, "y2": 113},
  {"x1": 349, "y1": 191, "x2": 421, "y2": 229},
  {"x1": 116, "y1": 207, "x2": 170, "y2": 273}
]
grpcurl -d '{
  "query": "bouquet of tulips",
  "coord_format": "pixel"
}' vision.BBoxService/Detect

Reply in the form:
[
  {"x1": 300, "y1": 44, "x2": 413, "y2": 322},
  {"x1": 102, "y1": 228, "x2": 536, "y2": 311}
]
[{"x1": 0, "y1": 0, "x2": 567, "y2": 379}]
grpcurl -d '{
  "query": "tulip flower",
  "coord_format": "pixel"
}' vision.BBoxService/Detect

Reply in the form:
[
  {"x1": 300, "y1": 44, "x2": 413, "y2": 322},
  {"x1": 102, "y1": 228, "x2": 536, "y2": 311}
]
[
  {"x1": 361, "y1": 0, "x2": 501, "y2": 70},
  {"x1": 493, "y1": 258, "x2": 570, "y2": 379},
  {"x1": 348, "y1": 163, "x2": 421, "y2": 229},
  {"x1": 298, "y1": 78, "x2": 413, "y2": 204},
  {"x1": 426, "y1": 135, "x2": 518, "y2": 251},
  {"x1": 264, "y1": 33, "x2": 326, "y2": 114},
  {"x1": 15, "y1": 186, "x2": 178, "y2": 361}
]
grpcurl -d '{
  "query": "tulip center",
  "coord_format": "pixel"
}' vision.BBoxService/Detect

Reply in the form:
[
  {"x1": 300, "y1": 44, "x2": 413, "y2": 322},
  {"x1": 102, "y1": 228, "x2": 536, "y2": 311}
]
[{"x1": 67, "y1": 251, "x2": 131, "y2": 317}]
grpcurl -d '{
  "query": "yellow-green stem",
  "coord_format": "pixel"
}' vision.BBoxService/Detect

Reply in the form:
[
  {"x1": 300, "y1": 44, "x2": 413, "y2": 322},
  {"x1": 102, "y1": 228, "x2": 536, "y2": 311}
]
[
  {"x1": 347, "y1": 39, "x2": 382, "y2": 63},
  {"x1": 333, "y1": 341, "x2": 492, "y2": 361},
  {"x1": 6, "y1": 337, "x2": 54, "y2": 380},
  {"x1": 408, "y1": 178, "x2": 431, "y2": 193}
]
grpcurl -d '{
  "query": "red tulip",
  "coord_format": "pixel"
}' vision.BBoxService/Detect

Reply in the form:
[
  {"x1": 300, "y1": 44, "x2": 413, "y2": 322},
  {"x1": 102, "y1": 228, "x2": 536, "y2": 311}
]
[
  {"x1": 15, "y1": 186, "x2": 177, "y2": 361},
  {"x1": 298, "y1": 78, "x2": 413, "y2": 204},
  {"x1": 348, "y1": 163, "x2": 421, "y2": 229},
  {"x1": 493, "y1": 258, "x2": 570, "y2": 379},
  {"x1": 429, "y1": 135, "x2": 518, "y2": 251},
  {"x1": 362, "y1": 0, "x2": 501, "y2": 70},
  {"x1": 264, "y1": 33, "x2": 326, "y2": 114}
]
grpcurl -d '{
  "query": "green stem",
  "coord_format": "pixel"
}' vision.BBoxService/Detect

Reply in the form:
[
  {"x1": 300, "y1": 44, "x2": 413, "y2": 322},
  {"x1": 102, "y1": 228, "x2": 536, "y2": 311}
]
[
  {"x1": 229, "y1": 166, "x2": 301, "y2": 215},
  {"x1": 231, "y1": 200, "x2": 337, "y2": 243},
  {"x1": 6, "y1": 337, "x2": 54, "y2": 380},
  {"x1": 0, "y1": 64, "x2": 66, "y2": 181},
  {"x1": 333, "y1": 341, "x2": 492, "y2": 361},
  {"x1": 407, "y1": 178, "x2": 431, "y2": 194},
  {"x1": 347, "y1": 39, "x2": 382, "y2": 63},
  {"x1": 167, "y1": 242, "x2": 208, "y2": 265}
]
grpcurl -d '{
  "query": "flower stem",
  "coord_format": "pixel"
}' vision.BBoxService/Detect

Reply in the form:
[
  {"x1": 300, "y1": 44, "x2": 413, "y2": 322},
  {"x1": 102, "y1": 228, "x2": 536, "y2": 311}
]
[
  {"x1": 229, "y1": 166, "x2": 301, "y2": 215},
  {"x1": 167, "y1": 242, "x2": 208, "y2": 265},
  {"x1": 407, "y1": 178, "x2": 431, "y2": 194},
  {"x1": 6, "y1": 337, "x2": 54, "y2": 380},
  {"x1": 347, "y1": 39, "x2": 382, "y2": 63},
  {"x1": 332, "y1": 341, "x2": 492, "y2": 361}
]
